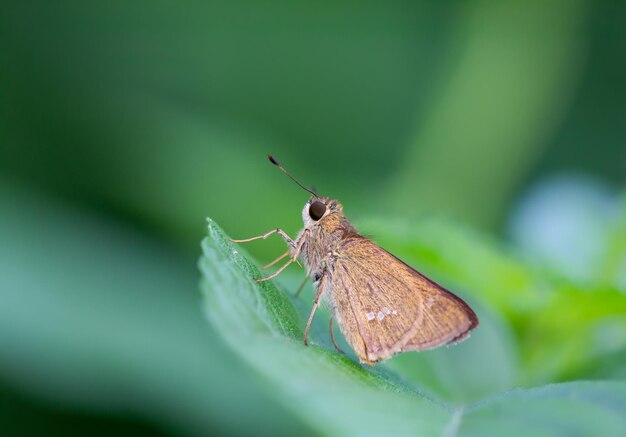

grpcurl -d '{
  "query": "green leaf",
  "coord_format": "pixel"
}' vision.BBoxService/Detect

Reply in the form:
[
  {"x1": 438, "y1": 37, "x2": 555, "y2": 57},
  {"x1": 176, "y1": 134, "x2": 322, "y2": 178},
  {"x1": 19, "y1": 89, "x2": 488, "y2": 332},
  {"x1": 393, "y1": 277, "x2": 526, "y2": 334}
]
[
  {"x1": 200, "y1": 219, "x2": 451, "y2": 436},
  {"x1": 460, "y1": 382, "x2": 626, "y2": 437},
  {"x1": 200, "y1": 218, "x2": 626, "y2": 436}
]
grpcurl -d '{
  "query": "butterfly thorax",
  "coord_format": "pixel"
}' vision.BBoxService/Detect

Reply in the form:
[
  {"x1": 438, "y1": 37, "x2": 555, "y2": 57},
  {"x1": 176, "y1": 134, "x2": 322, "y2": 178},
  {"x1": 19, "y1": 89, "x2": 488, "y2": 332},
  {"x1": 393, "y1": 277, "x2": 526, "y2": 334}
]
[{"x1": 296, "y1": 199, "x2": 359, "y2": 284}]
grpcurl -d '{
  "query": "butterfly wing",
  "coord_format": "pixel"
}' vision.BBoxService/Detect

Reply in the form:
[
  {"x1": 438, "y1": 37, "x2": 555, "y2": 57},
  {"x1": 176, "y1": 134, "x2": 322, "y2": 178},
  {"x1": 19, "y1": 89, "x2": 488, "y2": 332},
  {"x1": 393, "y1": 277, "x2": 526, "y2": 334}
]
[{"x1": 327, "y1": 236, "x2": 478, "y2": 364}]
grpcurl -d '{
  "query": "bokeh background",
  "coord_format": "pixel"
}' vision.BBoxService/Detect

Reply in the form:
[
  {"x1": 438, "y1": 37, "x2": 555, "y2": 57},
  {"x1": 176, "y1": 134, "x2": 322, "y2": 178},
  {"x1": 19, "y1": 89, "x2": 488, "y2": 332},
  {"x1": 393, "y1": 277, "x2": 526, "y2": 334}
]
[{"x1": 1, "y1": 1, "x2": 625, "y2": 436}]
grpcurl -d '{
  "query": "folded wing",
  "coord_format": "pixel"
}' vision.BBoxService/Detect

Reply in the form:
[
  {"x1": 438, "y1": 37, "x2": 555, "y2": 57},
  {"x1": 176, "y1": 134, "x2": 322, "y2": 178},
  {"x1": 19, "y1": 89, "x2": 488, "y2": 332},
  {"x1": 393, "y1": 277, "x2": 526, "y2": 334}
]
[{"x1": 328, "y1": 236, "x2": 478, "y2": 364}]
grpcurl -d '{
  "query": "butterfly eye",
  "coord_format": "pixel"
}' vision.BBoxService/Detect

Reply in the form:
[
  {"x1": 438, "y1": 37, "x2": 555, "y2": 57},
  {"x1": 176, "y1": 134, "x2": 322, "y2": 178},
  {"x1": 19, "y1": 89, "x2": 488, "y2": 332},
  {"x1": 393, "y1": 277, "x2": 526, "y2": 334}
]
[{"x1": 309, "y1": 201, "x2": 326, "y2": 221}]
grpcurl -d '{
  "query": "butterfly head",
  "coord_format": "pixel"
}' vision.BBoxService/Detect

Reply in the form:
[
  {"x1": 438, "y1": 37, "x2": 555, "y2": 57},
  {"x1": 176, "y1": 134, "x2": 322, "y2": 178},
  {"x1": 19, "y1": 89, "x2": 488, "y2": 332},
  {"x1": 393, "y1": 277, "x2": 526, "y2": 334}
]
[
  {"x1": 302, "y1": 196, "x2": 343, "y2": 227},
  {"x1": 265, "y1": 155, "x2": 344, "y2": 227}
]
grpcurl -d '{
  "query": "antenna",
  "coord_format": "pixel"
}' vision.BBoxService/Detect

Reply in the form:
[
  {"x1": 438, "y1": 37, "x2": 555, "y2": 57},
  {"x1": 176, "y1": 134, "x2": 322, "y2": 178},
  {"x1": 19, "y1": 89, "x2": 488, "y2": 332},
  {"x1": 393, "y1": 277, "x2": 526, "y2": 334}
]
[{"x1": 268, "y1": 155, "x2": 318, "y2": 198}]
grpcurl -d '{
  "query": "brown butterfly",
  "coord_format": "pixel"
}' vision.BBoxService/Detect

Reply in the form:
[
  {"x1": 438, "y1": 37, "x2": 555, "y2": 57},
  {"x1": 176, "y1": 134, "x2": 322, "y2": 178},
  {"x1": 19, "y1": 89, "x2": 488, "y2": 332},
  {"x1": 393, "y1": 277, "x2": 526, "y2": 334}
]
[{"x1": 232, "y1": 155, "x2": 478, "y2": 365}]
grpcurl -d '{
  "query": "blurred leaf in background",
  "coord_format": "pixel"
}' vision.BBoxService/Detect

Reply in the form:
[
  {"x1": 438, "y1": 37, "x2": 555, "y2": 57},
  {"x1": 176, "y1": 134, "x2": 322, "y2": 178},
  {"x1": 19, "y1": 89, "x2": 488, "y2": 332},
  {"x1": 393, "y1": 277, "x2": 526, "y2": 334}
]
[{"x1": 1, "y1": 0, "x2": 625, "y2": 435}]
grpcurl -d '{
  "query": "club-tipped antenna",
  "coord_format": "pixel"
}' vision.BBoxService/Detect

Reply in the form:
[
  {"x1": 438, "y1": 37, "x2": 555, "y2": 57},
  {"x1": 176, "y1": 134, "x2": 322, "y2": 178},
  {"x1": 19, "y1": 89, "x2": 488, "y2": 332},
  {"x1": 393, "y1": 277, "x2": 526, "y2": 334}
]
[{"x1": 268, "y1": 155, "x2": 318, "y2": 198}]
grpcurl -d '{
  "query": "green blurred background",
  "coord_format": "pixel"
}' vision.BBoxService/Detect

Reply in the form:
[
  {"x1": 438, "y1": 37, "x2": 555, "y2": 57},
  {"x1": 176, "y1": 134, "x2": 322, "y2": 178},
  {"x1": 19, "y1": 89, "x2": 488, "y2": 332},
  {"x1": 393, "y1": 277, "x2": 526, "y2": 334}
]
[{"x1": 1, "y1": 0, "x2": 625, "y2": 435}]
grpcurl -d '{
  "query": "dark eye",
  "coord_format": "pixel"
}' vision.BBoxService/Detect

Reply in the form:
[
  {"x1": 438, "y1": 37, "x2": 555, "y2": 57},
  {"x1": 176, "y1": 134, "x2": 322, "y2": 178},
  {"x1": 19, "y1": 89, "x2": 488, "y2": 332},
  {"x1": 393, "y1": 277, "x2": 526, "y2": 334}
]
[{"x1": 309, "y1": 201, "x2": 326, "y2": 221}]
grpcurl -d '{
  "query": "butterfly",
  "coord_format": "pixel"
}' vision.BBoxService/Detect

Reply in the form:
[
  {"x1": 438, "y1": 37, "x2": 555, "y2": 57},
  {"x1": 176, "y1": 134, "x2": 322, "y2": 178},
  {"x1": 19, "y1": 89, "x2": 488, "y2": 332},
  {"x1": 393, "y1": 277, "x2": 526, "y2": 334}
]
[{"x1": 232, "y1": 156, "x2": 478, "y2": 365}]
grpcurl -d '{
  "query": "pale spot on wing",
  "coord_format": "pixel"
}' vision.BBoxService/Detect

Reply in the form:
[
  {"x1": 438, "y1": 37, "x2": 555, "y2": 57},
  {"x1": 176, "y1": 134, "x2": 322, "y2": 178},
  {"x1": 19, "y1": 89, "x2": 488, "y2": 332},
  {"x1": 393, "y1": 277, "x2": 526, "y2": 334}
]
[
  {"x1": 377, "y1": 311, "x2": 385, "y2": 320},
  {"x1": 366, "y1": 312, "x2": 375, "y2": 321},
  {"x1": 383, "y1": 307, "x2": 391, "y2": 315},
  {"x1": 426, "y1": 297, "x2": 435, "y2": 308},
  {"x1": 392, "y1": 310, "x2": 398, "y2": 315}
]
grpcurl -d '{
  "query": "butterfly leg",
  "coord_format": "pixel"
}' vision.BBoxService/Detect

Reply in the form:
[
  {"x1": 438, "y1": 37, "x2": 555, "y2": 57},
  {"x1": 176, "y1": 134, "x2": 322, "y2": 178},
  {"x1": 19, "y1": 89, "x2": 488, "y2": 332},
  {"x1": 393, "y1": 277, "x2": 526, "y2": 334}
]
[
  {"x1": 293, "y1": 275, "x2": 309, "y2": 298},
  {"x1": 261, "y1": 250, "x2": 290, "y2": 270},
  {"x1": 264, "y1": 251, "x2": 302, "y2": 270},
  {"x1": 329, "y1": 314, "x2": 344, "y2": 354},
  {"x1": 231, "y1": 228, "x2": 295, "y2": 250},
  {"x1": 303, "y1": 274, "x2": 326, "y2": 346},
  {"x1": 256, "y1": 231, "x2": 307, "y2": 283}
]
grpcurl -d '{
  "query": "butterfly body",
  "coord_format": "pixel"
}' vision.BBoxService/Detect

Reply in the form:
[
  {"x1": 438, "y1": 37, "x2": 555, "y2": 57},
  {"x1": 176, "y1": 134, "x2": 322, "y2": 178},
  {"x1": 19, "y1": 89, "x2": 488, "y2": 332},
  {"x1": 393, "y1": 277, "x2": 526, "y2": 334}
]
[
  {"x1": 293, "y1": 196, "x2": 478, "y2": 365},
  {"x1": 232, "y1": 156, "x2": 478, "y2": 366}
]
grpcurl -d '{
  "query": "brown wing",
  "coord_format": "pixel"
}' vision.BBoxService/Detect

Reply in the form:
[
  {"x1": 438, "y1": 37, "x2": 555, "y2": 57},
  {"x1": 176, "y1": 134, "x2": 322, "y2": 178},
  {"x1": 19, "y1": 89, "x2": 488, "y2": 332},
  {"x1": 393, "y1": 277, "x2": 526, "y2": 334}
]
[{"x1": 327, "y1": 236, "x2": 478, "y2": 365}]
